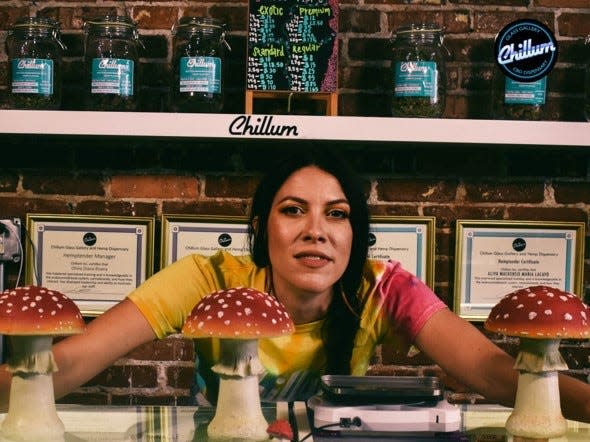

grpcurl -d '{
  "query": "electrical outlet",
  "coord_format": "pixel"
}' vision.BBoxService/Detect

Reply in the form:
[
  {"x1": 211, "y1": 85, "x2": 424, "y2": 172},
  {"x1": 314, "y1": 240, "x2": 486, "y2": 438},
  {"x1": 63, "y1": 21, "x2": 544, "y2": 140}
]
[{"x1": 0, "y1": 218, "x2": 21, "y2": 263}]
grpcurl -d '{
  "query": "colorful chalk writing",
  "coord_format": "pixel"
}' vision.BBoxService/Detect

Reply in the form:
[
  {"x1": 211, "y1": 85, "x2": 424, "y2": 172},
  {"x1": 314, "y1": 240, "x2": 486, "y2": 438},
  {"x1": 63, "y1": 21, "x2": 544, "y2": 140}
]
[{"x1": 247, "y1": 0, "x2": 338, "y2": 92}]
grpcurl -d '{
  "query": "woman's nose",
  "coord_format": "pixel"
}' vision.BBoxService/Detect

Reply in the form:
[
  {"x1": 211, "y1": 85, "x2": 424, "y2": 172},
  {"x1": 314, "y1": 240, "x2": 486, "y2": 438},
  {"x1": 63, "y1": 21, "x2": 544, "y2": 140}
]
[{"x1": 302, "y1": 214, "x2": 327, "y2": 241}]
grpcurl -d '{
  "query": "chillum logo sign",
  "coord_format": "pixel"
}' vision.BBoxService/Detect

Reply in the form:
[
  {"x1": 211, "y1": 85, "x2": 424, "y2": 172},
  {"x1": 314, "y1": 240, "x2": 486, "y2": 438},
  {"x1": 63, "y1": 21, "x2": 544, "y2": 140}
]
[
  {"x1": 494, "y1": 19, "x2": 558, "y2": 82},
  {"x1": 228, "y1": 115, "x2": 300, "y2": 137}
]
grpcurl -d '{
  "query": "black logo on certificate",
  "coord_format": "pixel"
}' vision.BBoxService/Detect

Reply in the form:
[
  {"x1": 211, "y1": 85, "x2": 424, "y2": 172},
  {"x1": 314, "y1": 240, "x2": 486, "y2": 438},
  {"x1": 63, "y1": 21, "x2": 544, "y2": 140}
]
[
  {"x1": 218, "y1": 233, "x2": 232, "y2": 248},
  {"x1": 494, "y1": 19, "x2": 558, "y2": 82}
]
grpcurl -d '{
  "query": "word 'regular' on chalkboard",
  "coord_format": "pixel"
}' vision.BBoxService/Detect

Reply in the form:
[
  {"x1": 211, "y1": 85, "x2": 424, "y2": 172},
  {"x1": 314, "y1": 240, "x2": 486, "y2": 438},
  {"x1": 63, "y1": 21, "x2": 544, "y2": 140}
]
[{"x1": 247, "y1": 0, "x2": 338, "y2": 93}]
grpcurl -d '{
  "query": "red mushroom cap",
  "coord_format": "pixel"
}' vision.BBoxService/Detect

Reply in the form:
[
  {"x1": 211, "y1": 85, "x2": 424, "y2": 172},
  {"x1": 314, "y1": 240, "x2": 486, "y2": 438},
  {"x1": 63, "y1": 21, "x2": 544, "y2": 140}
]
[
  {"x1": 484, "y1": 285, "x2": 590, "y2": 339},
  {"x1": 182, "y1": 287, "x2": 294, "y2": 339},
  {"x1": 266, "y1": 419, "x2": 294, "y2": 440},
  {"x1": 0, "y1": 286, "x2": 85, "y2": 335}
]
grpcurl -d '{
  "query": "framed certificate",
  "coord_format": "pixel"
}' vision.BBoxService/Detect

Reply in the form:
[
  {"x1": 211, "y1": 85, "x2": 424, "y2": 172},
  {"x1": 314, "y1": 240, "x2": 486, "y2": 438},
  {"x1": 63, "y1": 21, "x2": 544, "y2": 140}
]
[
  {"x1": 454, "y1": 220, "x2": 585, "y2": 321},
  {"x1": 369, "y1": 216, "x2": 436, "y2": 288},
  {"x1": 160, "y1": 215, "x2": 249, "y2": 267},
  {"x1": 25, "y1": 214, "x2": 155, "y2": 316}
]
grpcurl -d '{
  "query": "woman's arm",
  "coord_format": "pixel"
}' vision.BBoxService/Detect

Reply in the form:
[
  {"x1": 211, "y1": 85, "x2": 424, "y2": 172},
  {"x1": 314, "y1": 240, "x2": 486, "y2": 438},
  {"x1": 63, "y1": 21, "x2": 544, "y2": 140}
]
[
  {"x1": 0, "y1": 298, "x2": 157, "y2": 408},
  {"x1": 415, "y1": 308, "x2": 590, "y2": 423}
]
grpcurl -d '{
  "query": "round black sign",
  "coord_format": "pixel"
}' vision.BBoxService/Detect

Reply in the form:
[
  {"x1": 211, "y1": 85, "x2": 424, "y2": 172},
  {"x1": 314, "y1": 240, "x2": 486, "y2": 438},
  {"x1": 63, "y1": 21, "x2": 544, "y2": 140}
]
[
  {"x1": 83, "y1": 232, "x2": 97, "y2": 246},
  {"x1": 218, "y1": 233, "x2": 232, "y2": 248},
  {"x1": 512, "y1": 238, "x2": 527, "y2": 252},
  {"x1": 494, "y1": 19, "x2": 558, "y2": 82}
]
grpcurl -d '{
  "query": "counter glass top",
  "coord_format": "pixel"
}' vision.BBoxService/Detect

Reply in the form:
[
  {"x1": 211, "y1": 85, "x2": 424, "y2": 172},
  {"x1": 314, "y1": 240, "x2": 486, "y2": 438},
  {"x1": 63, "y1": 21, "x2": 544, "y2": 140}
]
[{"x1": 0, "y1": 402, "x2": 588, "y2": 441}]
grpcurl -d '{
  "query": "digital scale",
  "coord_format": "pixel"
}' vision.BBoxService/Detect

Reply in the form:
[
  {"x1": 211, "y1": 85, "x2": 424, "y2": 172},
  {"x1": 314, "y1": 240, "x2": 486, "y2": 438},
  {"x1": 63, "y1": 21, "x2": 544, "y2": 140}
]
[{"x1": 307, "y1": 375, "x2": 464, "y2": 441}]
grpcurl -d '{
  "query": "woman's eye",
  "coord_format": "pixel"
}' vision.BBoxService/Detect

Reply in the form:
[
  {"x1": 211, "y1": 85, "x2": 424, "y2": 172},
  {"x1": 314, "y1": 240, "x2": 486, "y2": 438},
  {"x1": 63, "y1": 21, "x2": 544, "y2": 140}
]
[
  {"x1": 280, "y1": 206, "x2": 303, "y2": 215},
  {"x1": 329, "y1": 209, "x2": 349, "y2": 219}
]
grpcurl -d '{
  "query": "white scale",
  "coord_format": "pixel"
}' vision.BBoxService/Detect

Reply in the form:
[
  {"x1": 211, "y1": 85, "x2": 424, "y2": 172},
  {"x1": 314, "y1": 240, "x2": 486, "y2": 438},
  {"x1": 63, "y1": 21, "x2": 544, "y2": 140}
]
[{"x1": 307, "y1": 376, "x2": 463, "y2": 440}]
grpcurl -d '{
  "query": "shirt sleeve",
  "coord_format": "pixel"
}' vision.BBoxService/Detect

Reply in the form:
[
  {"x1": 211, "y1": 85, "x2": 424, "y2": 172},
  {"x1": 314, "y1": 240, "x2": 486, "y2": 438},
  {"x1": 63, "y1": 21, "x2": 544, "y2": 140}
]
[
  {"x1": 378, "y1": 260, "x2": 447, "y2": 343},
  {"x1": 127, "y1": 251, "x2": 265, "y2": 338}
]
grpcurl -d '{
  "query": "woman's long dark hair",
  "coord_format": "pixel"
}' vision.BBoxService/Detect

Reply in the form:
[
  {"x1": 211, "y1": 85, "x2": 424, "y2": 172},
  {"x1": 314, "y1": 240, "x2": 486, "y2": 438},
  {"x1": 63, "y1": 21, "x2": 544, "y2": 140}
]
[{"x1": 248, "y1": 147, "x2": 370, "y2": 374}]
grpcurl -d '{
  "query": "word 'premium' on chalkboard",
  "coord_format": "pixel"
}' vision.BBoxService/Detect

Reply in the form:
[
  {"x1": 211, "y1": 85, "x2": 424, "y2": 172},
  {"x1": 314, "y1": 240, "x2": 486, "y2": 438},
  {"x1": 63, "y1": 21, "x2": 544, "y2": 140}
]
[{"x1": 247, "y1": 0, "x2": 338, "y2": 93}]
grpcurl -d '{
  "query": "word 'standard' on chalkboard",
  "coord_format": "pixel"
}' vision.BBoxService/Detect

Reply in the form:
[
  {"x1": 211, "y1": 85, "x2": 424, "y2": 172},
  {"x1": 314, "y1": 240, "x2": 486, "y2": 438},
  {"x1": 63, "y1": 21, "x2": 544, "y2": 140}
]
[{"x1": 247, "y1": 0, "x2": 338, "y2": 93}]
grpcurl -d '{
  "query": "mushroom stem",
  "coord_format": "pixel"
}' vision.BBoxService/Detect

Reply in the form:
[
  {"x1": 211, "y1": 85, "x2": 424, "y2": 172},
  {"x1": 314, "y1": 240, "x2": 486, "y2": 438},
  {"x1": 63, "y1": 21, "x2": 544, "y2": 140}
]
[
  {"x1": 507, "y1": 355, "x2": 567, "y2": 439},
  {"x1": 207, "y1": 339, "x2": 268, "y2": 441},
  {"x1": 207, "y1": 375, "x2": 268, "y2": 441},
  {"x1": 1, "y1": 336, "x2": 64, "y2": 442}
]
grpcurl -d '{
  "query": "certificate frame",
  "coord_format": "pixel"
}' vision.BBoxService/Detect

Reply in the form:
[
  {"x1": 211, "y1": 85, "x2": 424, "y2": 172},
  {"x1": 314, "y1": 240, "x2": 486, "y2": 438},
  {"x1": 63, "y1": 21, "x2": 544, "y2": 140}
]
[
  {"x1": 369, "y1": 216, "x2": 436, "y2": 288},
  {"x1": 25, "y1": 214, "x2": 155, "y2": 316},
  {"x1": 160, "y1": 214, "x2": 250, "y2": 268},
  {"x1": 454, "y1": 219, "x2": 585, "y2": 322}
]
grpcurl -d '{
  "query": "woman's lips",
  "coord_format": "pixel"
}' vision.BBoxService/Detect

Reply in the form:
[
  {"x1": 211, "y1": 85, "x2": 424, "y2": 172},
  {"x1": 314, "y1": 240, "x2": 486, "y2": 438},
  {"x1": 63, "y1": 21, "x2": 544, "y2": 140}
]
[{"x1": 295, "y1": 253, "x2": 331, "y2": 268}]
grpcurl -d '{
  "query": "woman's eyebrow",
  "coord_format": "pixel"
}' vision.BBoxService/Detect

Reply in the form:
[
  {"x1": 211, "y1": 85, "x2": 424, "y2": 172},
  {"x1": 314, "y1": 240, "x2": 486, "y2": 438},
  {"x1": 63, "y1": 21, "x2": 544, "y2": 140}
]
[{"x1": 276, "y1": 196, "x2": 350, "y2": 206}]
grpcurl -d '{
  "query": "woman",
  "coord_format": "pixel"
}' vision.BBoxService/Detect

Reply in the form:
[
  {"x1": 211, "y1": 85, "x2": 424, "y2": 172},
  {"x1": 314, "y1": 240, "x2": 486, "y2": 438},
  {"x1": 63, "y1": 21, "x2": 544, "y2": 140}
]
[{"x1": 2, "y1": 148, "x2": 590, "y2": 421}]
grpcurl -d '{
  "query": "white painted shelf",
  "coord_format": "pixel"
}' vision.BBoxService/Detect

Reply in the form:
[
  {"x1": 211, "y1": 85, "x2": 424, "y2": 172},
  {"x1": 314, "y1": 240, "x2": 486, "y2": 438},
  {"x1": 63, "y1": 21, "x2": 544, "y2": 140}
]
[{"x1": 1, "y1": 110, "x2": 589, "y2": 147}]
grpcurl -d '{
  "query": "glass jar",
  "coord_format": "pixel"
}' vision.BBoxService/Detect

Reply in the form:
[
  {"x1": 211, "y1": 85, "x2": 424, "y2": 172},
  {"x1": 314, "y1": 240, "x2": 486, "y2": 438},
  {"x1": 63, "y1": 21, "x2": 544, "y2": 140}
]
[
  {"x1": 390, "y1": 24, "x2": 447, "y2": 118},
  {"x1": 83, "y1": 15, "x2": 142, "y2": 111},
  {"x1": 6, "y1": 17, "x2": 66, "y2": 110},
  {"x1": 170, "y1": 17, "x2": 229, "y2": 113},
  {"x1": 491, "y1": 66, "x2": 547, "y2": 121}
]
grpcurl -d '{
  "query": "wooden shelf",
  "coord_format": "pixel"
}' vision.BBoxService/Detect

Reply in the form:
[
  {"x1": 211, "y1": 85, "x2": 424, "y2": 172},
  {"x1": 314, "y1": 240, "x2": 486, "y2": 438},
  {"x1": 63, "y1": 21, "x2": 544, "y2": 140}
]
[{"x1": 1, "y1": 110, "x2": 589, "y2": 147}]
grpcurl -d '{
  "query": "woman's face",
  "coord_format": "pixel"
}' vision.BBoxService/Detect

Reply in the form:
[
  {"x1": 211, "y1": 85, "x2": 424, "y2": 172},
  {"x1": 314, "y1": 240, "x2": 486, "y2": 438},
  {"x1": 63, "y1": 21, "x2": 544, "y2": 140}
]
[{"x1": 267, "y1": 166, "x2": 353, "y2": 298}]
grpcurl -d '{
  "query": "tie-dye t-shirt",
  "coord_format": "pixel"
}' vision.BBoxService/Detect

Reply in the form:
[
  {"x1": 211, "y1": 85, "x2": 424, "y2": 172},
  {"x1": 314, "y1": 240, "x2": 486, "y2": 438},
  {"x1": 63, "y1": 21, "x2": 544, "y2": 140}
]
[{"x1": 127, "y1": 251, "x2": 447, "y2": 404}]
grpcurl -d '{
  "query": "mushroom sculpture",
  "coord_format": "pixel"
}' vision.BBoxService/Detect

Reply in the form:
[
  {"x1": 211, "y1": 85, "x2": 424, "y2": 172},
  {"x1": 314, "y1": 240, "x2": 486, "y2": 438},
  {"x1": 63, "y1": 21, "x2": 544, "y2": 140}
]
[
  {"x1": 484, "y1": 285, "x2": 590, "y2": 440},
  {"x1": 0, "y1": 285, "x2": 85, "y2": 442},
  {"x1": 182, "y1": 287, "x2": 295, "y2": 441}
]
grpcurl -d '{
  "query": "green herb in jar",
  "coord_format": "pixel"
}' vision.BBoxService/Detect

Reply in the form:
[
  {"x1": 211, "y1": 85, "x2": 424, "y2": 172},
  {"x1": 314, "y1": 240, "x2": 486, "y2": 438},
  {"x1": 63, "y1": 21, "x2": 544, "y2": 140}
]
[
  {"x1": 491, "y1": 67, "x2": 547, "y2": 121},
  {"x1": 6, "y1": 17, "x2": 66, "y2": 110},
  {"x1": 390, "y1": 24, "x2": 447, "y2": 118},
  {"x1": 170, "y1": 17, "x2": 229, "y2": 113},
  {"x1": 83, "y1": 15, "x2": 143, "y2": 112}
]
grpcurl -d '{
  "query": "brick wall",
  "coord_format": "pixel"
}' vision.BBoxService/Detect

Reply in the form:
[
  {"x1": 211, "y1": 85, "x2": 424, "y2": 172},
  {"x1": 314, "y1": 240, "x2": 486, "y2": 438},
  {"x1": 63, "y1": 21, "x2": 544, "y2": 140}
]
[{"x1": 0, "y1": 1, "x2": 589, "y2": 406}]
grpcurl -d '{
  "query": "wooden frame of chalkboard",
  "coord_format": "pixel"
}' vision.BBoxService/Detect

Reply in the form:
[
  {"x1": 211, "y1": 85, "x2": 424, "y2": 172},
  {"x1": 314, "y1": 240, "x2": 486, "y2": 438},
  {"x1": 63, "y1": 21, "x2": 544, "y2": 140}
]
[{"x1": 246, "y1": 0, "x2": 339, "y2": 115}]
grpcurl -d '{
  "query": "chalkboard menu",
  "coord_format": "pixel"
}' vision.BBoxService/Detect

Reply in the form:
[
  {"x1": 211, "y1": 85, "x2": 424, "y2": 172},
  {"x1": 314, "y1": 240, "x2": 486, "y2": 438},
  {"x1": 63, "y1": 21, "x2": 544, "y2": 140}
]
[{"x1": 247, "y1": 0, "x2": 338, "y2": 93}]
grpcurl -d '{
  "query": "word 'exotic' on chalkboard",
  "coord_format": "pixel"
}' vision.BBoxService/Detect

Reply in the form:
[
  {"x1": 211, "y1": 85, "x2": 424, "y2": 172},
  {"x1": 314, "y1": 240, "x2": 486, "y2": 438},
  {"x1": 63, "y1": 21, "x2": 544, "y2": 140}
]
[{"x1": 247, "y1": 0, "x2": 338, "y2": 93}]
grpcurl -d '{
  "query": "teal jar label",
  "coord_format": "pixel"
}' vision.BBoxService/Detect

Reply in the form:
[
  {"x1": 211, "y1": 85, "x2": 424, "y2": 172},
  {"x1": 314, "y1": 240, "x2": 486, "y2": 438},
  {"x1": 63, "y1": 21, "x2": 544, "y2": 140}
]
[
  {"x1": 179, "y1": 56, "x2": 221, "y2": 93},
  {"x1": 394, "y1": 61, "x2": 437, "y2": 100},
  {"x1": 91, "y1": 58, "x2": 134, "y2": 96},
  {"x1": 504, "y1": 77, "x2": 546, "y2": 105},
  {"x1": 11, "y1": 58, "x2": 54, "y2": 95}
]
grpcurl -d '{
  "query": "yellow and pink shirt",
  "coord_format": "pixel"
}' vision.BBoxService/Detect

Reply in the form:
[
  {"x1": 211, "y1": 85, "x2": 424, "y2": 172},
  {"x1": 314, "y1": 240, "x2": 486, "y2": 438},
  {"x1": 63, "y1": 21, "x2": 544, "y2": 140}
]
[{"x1": 128, "y1": 251, "x2": 447, "y2": 403}]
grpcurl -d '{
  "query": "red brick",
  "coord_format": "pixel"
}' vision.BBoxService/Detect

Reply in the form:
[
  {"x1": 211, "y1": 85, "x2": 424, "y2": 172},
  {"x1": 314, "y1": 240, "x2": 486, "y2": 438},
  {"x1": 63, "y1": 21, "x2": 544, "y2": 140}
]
[
  {"x1": 507, "y1": 207, "x2": 587, "y2": 222},
  {"x1": 378, "y1": 179, "x2": 458, "y2": 203},
  {"x1": 166, "y1": 366, "x2": 196, "y2": 389},
  {"x1": 535, "y1": 0, "x2": 590, "y2": 7},
  {"x1": 474, "y1": 11, "x2": 555, "y2": 34},
  {"x1": 558, "y1": 13, "x2": 590, "y2": 38},
  {"x1": 132, "y1": 6, "x2": 179, "y2": 30},
  {"x1": 0, "y1": 7, "x2": 31, "y2": 28},
  {"x1": 554, "y1": 183, "x2": 590, "y2": 204},
  {"x1": 24, "y1": 174, "x2": 105, "y2": 196},
  {"x1": 110, "y1": 176, "x2": 199, "y2": 199},
  {"x1": 463, "y1": 181, "x2": 545, "y2": 203},
  {"x1": 75, "y1": 200, "x2": 157, "y2": 217},
  {"x1": 204, "y1": 175, "x2": 259, "y2": 198}
]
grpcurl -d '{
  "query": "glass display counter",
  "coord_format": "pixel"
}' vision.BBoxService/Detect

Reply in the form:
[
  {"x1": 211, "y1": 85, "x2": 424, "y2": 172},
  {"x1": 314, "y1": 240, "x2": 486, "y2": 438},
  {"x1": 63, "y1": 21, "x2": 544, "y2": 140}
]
[{"x1": 0, "y1": 402, "x2": 588, "y2": 441}]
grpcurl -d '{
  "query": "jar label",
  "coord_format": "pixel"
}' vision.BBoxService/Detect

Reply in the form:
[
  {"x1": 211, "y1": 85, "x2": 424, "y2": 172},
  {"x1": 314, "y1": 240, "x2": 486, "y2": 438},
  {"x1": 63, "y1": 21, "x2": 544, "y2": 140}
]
[
  {"x1": 91, "y1": 58, "x2": 134, "y2": 96},
  {"x1": 504, "y1": 77, "x2": 546, "y2": 105},
  {"x1": 394, "y1": 61, "x2": 437, "y2": 101},
  {"x1": 179, "y1": 56, "x2": 221, "y2": 93},
  {"x1": 11, "y1": 59, "x2": 54, "y2": 95}
]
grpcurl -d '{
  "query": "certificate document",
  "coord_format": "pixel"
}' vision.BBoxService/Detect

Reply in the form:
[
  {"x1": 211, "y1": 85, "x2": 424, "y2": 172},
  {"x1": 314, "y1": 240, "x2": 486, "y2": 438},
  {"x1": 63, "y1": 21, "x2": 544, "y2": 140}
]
[
  {"x1": 455, "y1": 221, "x2": 584, "y2": 320},
  {"x1": 368, "y1": 217, "x2": 435, "y2": 287},
  {"x1": 26, "y1": 215, "x2": 154, "y2": 315},
  {"x1": 161, "y1": 215, "x2": 249, "y2": 267}
]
